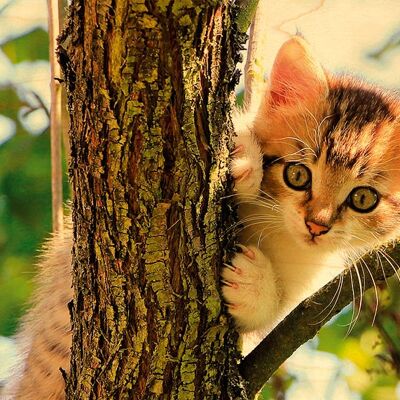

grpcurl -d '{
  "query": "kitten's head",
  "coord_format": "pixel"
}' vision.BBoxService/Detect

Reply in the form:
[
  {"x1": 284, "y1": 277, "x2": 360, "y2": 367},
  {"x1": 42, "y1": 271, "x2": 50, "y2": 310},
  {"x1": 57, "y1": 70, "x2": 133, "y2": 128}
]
[{"x1": 254, "y1": 37, "x2": 400, "y2": 252}]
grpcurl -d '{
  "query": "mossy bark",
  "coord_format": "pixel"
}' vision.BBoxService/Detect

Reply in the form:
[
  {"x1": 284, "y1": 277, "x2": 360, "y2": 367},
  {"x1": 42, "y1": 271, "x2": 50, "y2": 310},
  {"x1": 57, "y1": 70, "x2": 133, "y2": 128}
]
[{"x1": 59, "y1": 1, "x2": 247, "y2": 398}]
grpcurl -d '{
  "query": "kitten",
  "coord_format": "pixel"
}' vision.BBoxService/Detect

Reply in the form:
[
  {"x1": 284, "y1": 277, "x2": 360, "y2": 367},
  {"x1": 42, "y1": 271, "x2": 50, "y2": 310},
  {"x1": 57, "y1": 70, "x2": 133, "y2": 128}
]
[{"x1": 222, "y1": 36, "x2": 400, "y2": 351}]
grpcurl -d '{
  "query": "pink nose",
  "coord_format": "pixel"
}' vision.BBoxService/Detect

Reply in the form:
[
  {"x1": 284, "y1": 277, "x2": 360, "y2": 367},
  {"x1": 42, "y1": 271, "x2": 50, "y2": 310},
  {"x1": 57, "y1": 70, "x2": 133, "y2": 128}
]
[{"x1": 305, "y1": 220, "x2": 330, "y2": 236}]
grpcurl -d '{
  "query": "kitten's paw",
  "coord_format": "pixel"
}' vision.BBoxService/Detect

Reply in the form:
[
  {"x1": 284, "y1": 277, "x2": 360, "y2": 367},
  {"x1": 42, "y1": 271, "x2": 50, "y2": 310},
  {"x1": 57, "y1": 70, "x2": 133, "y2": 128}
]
[
  {"x1": 230, "y1": 134, "x2": 263, "y2": 196},
  {"x1": 221, "y1": 245, "x2": 279, "y2": 332}
]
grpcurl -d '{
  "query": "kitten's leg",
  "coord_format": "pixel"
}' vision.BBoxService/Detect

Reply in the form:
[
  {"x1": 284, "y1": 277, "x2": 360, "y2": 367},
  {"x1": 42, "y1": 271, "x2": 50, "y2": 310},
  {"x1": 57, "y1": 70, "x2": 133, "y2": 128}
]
[
  {"x1": 230, "y1": 124, "x2": 263, "y2": 197},
  {"x1": 222, "y1": 117, "x2": 281, "y2": 333},
  {"x1": 222, "y1": 245, "x2": 279, "y2": 332},
  {"x1": 223, "y1": 117, "x2": 280, "y2": 332}
]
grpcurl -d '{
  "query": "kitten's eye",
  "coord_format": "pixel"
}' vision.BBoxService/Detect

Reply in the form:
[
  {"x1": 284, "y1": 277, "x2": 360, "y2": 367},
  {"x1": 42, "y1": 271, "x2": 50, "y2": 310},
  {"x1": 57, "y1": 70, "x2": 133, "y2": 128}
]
[
  {"x1": 283, "y1": 163, "x2": 311, "y2": 191},
  {"x1": 348, "y1": 186, "x2": 379, "y2": 213}
]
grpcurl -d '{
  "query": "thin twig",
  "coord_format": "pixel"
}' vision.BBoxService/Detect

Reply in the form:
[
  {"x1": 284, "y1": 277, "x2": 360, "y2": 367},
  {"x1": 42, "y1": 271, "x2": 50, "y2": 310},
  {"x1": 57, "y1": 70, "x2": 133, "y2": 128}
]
[
  {"x1": 47, "y1": 0, "x2": 63, "y2": 234},
  {"x1": 30, "y1": 90, "x2": 51, "y2": 119},
  {"x1": 368, "y1": 30, "x2": 400, "y2": 60},
  {"x1": 273, "y1": 0, "x2": 325, "y2": 36}
]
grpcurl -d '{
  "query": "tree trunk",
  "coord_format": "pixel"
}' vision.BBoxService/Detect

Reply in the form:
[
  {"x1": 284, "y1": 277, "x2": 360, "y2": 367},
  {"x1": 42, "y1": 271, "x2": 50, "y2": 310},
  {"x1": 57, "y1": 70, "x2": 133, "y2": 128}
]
[{"x1": 59, "y1": 1, "x2": 247, "y2": 398}]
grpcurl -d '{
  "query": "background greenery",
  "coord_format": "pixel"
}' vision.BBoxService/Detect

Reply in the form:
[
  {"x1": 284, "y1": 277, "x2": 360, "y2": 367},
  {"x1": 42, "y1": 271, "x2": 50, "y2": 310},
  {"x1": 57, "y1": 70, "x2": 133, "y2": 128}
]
[
  {"x1": 0, "y1": 1, "x2": 399, "y2": 399},
  {"x1": 0, "y1": 24, "x2": 68, "y2": 337}
]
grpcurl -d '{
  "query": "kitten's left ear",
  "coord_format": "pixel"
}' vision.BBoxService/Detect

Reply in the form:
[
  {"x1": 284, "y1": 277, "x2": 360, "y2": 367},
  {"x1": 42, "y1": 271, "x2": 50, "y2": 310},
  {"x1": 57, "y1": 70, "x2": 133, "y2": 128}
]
[{"x1": 266, "y1": 36, "x2": 328, "y2": 109}]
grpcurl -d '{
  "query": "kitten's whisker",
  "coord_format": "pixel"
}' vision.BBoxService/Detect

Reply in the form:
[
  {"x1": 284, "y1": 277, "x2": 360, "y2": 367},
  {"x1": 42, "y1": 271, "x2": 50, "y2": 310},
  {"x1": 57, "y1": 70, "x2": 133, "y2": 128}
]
[
  {"x1": 362, "y1": 260, "x2": 379, "y2": 326},
  {"x1": 268, "y1": 148, "x2": 312, "y2": 164},
  {"x1": 281, "y1": 136, "x2": 317, "y2": 158},
  {"x1": 224, "y1": 192, "x2": 281, "y2": 210},
  {"x1": 235, "y1": 220, "x2": 282, "y2": 232},
  {"x1": 245, "y1": 224, "x2": 282, "y2": 244},
  {"x1": 302, "y1": 108, "x2": 324, "y2": 153},
  {"x1": 258, "y1": 226, "x2": 283, "y2": 248},
  {"x1": 376, "y1": 249, "x2": 400, "y2": 283},
  {"x1": 228, "y1": 220, "x2": 282, "y2": 235},
  {"x1": 226, "y1": 194, "x2": 281, "y2": 209},
  {"x1": 349, "y1": 262, "x2": 364, "y2": 333},
  {"x1": 257, "y1": 188, "x2": 279, "y2": 203},
  {"x1": 341, "y1": 241, "x2": 365, "y2": 335},
  {"x1": 222, "y1": 193, "x2": 279, "y2": 204},
  {"x1": 312, "y1": 273, "x2": 344, "y2": 325},
  {"x1": 376, "y1": 251, "x2": 388, "y2": 285},
  {"x1": 346, "y1": 238, "x2": 380, "y2": 326},
  {"x1": 233, "y1": 199, "x2": 280, "y2": 209},
  {"x1": 228, "y1": 216, "x2": 283, "y2": 230},
  {"x1": 377, "y1": 153, "x2": 400, "y2": 166},
  {"x1": 345, "y1": 267, "x2": 358, "y2": 337}
]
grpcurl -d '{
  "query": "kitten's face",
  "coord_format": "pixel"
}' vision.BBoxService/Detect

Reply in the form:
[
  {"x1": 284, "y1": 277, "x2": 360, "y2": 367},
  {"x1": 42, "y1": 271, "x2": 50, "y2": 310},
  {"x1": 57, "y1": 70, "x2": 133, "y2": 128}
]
[{"x1": 253, "y1": 37, "x2": 400, "y2": 254}]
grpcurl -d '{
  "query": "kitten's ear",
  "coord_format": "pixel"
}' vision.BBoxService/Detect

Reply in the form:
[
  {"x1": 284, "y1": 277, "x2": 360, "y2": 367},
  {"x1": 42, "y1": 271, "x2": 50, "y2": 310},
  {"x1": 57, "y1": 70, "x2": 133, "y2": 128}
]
[{"x1": 266, "y1": 37, "x2": 328, "y2": 108}]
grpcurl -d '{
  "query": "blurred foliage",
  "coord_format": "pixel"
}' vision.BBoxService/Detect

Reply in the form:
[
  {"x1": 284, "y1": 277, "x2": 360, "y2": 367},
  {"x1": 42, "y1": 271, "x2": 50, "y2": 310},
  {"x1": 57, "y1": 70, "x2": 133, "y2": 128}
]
[
  {"x1": 236, "y1": 89, "x2": 244, "y2": 107},
  {"x1": 0, "y1": 26, "x2": 68, "y2": 336},
  {"x1": 1, "y1": 27, "x2": 49, "y2": 63}
]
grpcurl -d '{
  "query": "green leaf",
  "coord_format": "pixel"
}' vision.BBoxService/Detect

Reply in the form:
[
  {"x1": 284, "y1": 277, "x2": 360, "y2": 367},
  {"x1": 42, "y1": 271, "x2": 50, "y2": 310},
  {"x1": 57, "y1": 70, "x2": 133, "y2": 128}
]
[
  {"x1": 0, "y1": 86, "x2": 23, "y2": 122},
  {"x1": 1, "y1": 28, "x2": 49, "y2": 63},
  {"x1": 236, "y1": 89, "x2": 244, "y2": 107}
]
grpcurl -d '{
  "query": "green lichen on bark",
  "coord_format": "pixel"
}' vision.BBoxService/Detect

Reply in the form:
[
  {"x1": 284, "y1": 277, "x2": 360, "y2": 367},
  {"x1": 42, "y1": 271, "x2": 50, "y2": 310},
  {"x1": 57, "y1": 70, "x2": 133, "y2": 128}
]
[{"x1": 60, "y1": 0, "x2": 247, "y2": 399}]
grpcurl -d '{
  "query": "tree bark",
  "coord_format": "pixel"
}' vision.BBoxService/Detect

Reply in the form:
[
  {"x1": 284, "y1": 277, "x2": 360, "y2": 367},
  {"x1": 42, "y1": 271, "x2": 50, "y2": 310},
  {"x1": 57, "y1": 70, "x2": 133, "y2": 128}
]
[{"x1": 59, "y1": 1, "x2": 247, "y2": 399}]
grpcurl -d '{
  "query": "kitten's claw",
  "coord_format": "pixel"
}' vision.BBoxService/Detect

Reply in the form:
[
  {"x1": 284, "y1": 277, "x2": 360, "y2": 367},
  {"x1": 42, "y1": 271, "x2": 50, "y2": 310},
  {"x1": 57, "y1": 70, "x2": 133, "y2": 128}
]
[
  {"x1": 224, "y1": 302, "x2": 238, "y2": 310},
  {"x1": 236, "y1": 244, "x2": 255, "y2": 260},
  {"x1": 231, "y1": 144, "x2": 244, "y2": 156},
  {"x1": 221, "y1": 279, "x2": 239, "y2": 289},
  {"x1": 224, "y1": 262, "x2": 242, "y2": 275},
  {"x1": 235, "y1": 168, "x2": 253, "y2": 183},
  {"x1": 223, "y1": 263, "x2": 236, "y2": 272}
]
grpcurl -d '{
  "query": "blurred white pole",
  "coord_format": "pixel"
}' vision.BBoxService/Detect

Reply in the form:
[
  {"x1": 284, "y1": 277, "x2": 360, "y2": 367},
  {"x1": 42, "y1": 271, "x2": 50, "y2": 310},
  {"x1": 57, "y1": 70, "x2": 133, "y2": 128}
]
[
  {"x1": 47, "y1": 0, "x2": 63, "y2": 234},
  {"x1": 244, "y1": 0, "x2": 268, "y2": 112}
]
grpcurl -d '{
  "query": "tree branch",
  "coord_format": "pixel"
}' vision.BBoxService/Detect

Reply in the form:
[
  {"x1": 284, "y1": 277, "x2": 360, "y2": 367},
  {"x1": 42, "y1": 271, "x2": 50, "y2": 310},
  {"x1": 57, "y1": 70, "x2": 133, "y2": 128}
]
[{"x1": 239, "y1": 246, "x2": 400, "y2": 398}]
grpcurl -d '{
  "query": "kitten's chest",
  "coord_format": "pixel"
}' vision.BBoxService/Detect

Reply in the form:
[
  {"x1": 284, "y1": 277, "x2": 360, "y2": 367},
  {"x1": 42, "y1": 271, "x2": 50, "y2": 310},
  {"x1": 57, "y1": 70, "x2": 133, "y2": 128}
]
[{"x1": 264, "y1": 235, "x2": 345, "y2": 305}]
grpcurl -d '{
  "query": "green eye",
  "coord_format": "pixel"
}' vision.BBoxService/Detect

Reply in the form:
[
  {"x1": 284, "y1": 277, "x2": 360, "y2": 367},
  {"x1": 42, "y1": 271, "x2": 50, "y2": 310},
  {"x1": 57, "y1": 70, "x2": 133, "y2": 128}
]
[
  {"x1": 348, "y1": 186, "x2": 379, "y2": 213},
  {"x1": 283, "y1": 163, "x2": 311, "y2": 190}
]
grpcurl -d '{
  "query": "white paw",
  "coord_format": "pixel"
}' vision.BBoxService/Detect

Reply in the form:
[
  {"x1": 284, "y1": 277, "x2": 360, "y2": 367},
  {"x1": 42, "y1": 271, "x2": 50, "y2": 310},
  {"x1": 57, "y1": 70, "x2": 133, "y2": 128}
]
[
  {"x1": 221, "y1": 245, "x2": 279, "y2": 332},
  {"x1": 230, "y1": 133, "x2": 263, "y2": 196}
]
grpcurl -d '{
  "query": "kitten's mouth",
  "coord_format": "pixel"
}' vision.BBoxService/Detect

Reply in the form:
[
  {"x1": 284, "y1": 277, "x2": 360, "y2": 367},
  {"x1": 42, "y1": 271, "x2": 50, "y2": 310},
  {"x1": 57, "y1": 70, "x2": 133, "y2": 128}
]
[{"x1": 304, "y1": 234, "x2": 320, "y2": 246}]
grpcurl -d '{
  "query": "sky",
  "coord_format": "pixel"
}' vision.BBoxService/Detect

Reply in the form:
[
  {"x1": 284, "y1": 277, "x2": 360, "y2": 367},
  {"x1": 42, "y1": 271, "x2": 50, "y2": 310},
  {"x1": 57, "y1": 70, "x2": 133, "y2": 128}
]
[{"x1": 0, "y1": 0, "x2": 399, "y2": 398}]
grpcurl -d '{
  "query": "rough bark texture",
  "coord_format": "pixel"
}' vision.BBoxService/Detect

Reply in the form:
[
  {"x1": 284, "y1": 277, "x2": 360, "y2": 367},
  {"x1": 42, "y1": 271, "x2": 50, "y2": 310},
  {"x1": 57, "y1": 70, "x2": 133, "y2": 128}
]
[{"x1": 59, "y1": 1, "x2": 247, "y2": 399}]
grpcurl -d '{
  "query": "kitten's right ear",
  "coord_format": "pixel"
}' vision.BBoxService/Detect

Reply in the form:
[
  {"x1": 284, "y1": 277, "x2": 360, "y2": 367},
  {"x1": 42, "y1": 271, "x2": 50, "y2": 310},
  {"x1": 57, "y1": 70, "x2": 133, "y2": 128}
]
[{"x1": 266, "y1": 37, "x2": 328, "y2": 109}]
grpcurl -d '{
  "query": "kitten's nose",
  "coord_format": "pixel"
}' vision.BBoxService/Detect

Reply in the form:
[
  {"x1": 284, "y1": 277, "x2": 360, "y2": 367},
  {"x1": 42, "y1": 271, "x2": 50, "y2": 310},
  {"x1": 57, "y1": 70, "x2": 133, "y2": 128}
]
[{"x1": 305, "y1": 220, "x2": 330, "y2": 236}]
